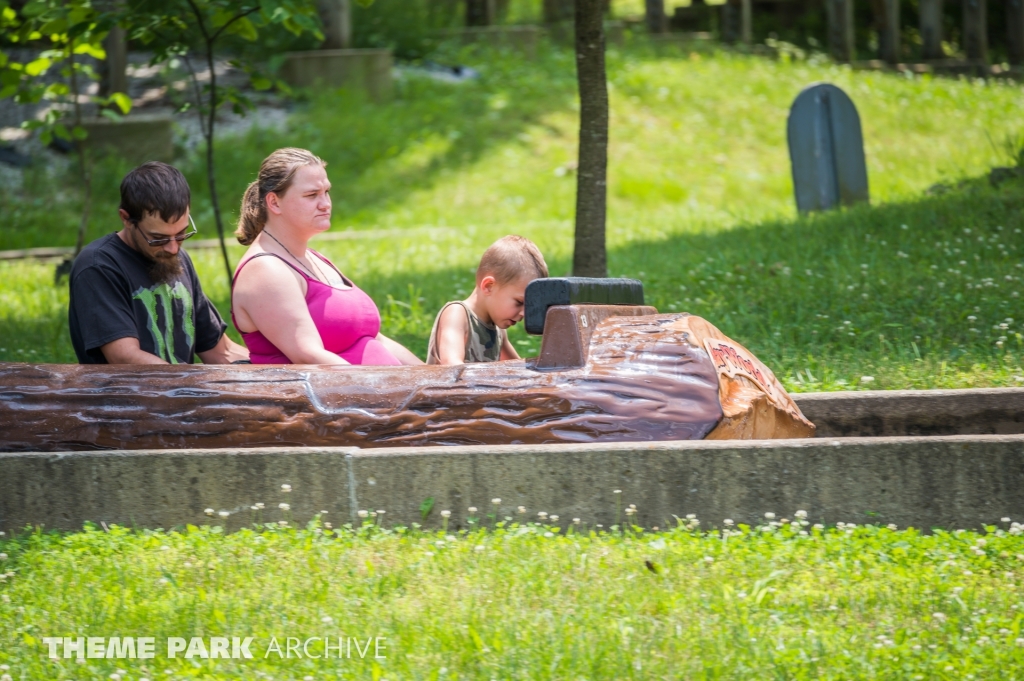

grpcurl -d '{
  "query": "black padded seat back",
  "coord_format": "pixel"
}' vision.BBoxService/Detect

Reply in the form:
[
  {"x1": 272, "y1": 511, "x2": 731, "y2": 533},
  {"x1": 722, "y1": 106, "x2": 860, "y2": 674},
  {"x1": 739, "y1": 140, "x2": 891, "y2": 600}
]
[{"x1": 524, "y1": 277, "x2": 645, "y2": 335}]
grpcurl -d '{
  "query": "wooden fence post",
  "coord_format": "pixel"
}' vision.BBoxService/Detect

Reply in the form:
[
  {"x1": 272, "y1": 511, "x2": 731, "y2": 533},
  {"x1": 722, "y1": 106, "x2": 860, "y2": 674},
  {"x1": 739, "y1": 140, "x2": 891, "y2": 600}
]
[
  {"x1": 919, "y1": 0, "x2": 944, "y2": 59},
  {"x1": 879, "y1": 0, "x2": 901, "y2": 62},
  {"x1": 826, "y1": 0, "x2": 855, "y2": 62},
  {"x1": 963, "y1": 0, "x2": 988, "y2": 62},
  {"x1": 1009, "y1": 0, "x2": 1024, "y2": 64}
]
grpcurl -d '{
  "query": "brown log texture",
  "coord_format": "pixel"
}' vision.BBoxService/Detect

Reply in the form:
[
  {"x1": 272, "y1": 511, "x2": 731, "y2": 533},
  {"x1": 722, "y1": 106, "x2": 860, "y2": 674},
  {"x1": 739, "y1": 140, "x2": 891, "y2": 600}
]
[{"x1": 0, "y1": 312, "x2": 813, "y2": 452}]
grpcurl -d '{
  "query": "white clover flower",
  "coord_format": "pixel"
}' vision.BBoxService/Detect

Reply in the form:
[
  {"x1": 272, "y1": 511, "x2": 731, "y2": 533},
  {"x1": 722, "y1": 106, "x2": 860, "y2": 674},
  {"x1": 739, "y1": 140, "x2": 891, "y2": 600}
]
[
  {"x1": 278, "y1": 520, "x2": 288, "y2": 526},
  {"x1": 281, "y1": 484, "x2": 292, "y2": 492},
  {"x1": 468, "y1": 507, "x2": 477, "y2": 514},
  {"x1": 254, "y1": 502, "x2": 265, "y2": 510},
  {"x1": 110, "y1": 675, "x2": 121, "y2": 681},
  {"x1": 218, "y1": 511, "x2": 229, "y2": 518},
  {"x1": 613, "y1": 489, "x2": 622, "y2": 494},
  {"x1": 322, "y1": 615, "x2": 333, "y2": 623},
  {"x1": 204, "y1": 508, "x2": 215, "y2": 516},
  {"x1": 474, "y1": 545, "x2": 485, "y2": 552},
  {"x1": 933, "y1": 612, "x2": 947, "y2": 621},
  {"x1": 543, "y1": 532, "x2": 554, "y2": 538},
  {"x1": 0, "y1": 554, "x2": 6, "y2": 561},
  {"x1": 369, "y1": 511, "x2": 377, "y2": 518},
  {"x1": 704, "y1": 556, "x2": 714, "y2": 563},
  {"x1": 724, "y1": 519, "x2": 734, "y2": 526},
  {"x1": 573, "y1": 518, "x2": 581, "y2": 525},
  {"x1": 625, "y1": 508, "x2": 636, "y2": 516},
  {"x1": 550, "y1": 515, "x2": 559, "y2": 522},
  {"x1": 1017, "y1": 638, "x2": 1024, "y2": 646},
  {"x1": 279, "y1": 503, "x2": 290, "y2": 511},
  {"x1": 376, "y1": 510, "x2": 386, "y2": 516},
  {"x1": 764, "y1": 512, "x2": 776, "y2": 520},
  {"x1": 441, "y1": 510, "x2": 451, "y2": 518},
  {"x1": 686, "y1": 513, "x2": 696, "y2": 520},
  {"x1": 887, "y1": 523, "x2": 897, "y2": 531},
  {"x1": 492, "y1": 498, "x2": 501, "y2": 505},
  {"x1": 357, "y1": 510, "x2": 369, "y2": 518},
  {"x1": 537, "y1": 511, "x2": 548, "y2": 518},
  {"x1": 795, "y1": 510, "x2": 807, "y2": 519},
  {"x1": 517, "y1": 506, "x2": 526, "y2": 514},
  {"x1": 320, "y1": 510, "x2": 329, "y2": 515},
  {"x1": 1003, "y1": 517, "x2": 1012, "y2": 523}
]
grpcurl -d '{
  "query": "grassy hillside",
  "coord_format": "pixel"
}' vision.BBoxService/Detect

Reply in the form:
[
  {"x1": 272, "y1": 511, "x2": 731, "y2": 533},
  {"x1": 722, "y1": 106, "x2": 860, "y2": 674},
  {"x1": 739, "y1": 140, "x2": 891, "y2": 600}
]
[{"x1": 1, "y1": 42, "x2": 1022, "y2": 389}]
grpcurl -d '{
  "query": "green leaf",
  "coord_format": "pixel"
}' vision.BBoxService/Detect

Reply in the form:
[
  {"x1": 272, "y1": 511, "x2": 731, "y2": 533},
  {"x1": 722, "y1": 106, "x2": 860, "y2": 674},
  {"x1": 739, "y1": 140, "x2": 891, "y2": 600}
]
[
  {"x1": 53, "y1": 123, "x2": 70, "y2": 141},
  {"x1": 71, "y1": 125, "x2": 87, "y2": 140},
  {"x1": 24, "y1": 57, "x2": 51, "y2": 76},
  {"x1": 73, "y1": 42, "x2": 106, "y2": 59},
  {"x1": 250, "y1": 75, "x2": 271, "y2": 91},
  {"x1": 109, "y1": 91, "x2": 132, "y2": 114},
  {"x1": 230, "y1": 16, "x2": 258, "y2": 41}
]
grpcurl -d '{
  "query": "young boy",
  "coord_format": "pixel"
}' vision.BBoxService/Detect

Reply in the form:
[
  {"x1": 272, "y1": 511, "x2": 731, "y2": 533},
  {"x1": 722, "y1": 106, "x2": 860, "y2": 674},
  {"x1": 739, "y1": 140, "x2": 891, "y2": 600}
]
[{"x1": 427, "y1": 235, "x2": 548, "y2": 365}]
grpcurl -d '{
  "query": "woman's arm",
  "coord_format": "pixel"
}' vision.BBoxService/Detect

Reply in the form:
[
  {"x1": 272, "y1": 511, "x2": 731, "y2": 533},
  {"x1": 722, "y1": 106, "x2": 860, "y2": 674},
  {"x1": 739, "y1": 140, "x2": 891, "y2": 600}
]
[
  {"x1": 377, "y1": 333, "x2": 425, "y2": 366},
  {"x1": 232, "y1": 256, "x2": 349, "y2": 365}
]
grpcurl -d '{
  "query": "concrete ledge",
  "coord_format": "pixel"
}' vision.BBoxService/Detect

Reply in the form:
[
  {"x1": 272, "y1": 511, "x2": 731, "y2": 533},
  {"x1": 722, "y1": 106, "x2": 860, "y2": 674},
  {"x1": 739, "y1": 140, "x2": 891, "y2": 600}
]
[
  {"x1": 2, "y1": 435, "x2": 1022, "y2": 533},
  {"x1": 280, "y1": 49, "x2": 393, "y2": 101},
  {"x1": 79, "y1": 114, "x2": 174, "y2": 163},
  {"x1": 794, "y1": 388, "x2": 1024, "y2": 437},
  {"x1": 435, "y1": 25, "x2": 543, "y2": 57}
]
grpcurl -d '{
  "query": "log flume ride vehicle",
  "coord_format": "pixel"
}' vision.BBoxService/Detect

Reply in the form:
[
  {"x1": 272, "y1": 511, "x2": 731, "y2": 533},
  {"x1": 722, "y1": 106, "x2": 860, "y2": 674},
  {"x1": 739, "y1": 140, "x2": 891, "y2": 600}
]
[{"x1": 0, "y1": 279, "x2": 814, "y2": 451}]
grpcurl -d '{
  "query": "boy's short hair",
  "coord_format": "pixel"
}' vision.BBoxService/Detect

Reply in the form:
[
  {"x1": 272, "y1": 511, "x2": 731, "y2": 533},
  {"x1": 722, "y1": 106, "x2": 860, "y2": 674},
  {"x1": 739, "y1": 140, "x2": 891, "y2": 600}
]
[
  {"x1": 119, "y1": 161, "x2": 191, "y2": 224},
  {"x1": 477, "y1": 235, "x2": 548, "y2": 285}
]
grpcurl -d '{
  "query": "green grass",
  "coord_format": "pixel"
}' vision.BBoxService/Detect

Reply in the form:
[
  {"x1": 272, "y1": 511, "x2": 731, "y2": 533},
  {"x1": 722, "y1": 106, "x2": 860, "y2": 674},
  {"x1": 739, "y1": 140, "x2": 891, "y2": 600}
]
[
  {"x1": 1, "y1": 43, "x2": 1023, "y2": 389},
  {"x1": 1, "y1": 514, "x2": 1023, "y2": 679}
]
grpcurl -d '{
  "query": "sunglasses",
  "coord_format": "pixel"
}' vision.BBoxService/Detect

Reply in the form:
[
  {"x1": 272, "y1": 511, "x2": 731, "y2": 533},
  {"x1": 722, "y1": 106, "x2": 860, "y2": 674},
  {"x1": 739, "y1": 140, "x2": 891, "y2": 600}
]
[{"x1": 133, "y1": 215, "x2": 197, "y2": 247}]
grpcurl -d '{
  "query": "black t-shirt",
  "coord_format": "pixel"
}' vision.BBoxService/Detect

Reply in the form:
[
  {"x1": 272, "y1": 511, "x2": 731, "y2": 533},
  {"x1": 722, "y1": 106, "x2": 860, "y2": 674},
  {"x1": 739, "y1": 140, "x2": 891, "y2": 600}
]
[{"x1": 68, "y1": 233, "x2": 227, "y2": 364}]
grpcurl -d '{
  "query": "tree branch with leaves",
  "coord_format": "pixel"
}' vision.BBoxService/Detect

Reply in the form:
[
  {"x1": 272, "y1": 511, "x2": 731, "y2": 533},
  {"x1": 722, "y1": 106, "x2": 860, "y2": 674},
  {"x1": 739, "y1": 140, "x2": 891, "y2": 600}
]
[{"x1": 129, "y1": 0, "x2": 321, "y2": 288}]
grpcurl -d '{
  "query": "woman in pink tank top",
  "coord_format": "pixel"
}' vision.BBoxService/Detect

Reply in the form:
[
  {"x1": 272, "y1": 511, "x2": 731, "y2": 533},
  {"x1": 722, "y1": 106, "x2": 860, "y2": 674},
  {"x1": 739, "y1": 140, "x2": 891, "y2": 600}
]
[{"x1": 230, "y1": 148, "x2": 423, "y2": 367}]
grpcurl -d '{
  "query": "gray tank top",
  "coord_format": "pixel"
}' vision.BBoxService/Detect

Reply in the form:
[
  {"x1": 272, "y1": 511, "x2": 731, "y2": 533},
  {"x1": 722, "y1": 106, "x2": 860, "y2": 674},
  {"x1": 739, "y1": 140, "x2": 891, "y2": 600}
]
[{"x1": 427, "y1": 301, "x2": 503, "y2": 364}]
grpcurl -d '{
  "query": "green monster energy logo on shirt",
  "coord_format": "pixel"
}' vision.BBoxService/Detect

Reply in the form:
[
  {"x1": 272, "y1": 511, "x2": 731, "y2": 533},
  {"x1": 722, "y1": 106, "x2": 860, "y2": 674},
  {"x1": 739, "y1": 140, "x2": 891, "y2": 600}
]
[{"x1": 132, "y1": 281, "x2": 195, "y2": 363}]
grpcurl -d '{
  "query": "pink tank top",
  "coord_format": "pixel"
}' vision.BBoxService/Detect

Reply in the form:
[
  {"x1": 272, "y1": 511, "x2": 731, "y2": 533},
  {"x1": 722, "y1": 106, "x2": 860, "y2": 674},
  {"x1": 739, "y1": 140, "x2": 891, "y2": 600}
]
[{"x1": 231, "y1": 251, "x2": 401, "y2": 366}]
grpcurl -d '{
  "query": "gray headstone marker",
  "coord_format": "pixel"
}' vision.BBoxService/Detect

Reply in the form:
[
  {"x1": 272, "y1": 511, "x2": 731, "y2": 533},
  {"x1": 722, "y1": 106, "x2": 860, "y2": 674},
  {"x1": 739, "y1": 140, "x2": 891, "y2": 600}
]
[{"x1": 787, "y1": 83, "x2": 869, "y2": 213}]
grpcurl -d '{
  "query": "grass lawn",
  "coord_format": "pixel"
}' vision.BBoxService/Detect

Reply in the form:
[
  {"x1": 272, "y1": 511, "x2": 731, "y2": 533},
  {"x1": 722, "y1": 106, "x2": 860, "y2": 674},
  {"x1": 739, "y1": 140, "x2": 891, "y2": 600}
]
[
  {"x1": 2, "y1": 42, "x2": 1023, "y2": 388},
  {"x1": 1, "y1": 514, "x2": 1023, "y2": 679}
]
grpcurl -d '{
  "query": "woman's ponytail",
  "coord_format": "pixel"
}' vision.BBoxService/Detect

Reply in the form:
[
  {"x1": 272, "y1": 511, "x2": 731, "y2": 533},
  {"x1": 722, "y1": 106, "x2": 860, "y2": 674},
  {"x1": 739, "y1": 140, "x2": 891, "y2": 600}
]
[
  {"x1": 235, "y1": 180, "x2": 264, "y2": 245},
  {"x1": 234, "y1": 147, "x2": 326, "y2": 245}
]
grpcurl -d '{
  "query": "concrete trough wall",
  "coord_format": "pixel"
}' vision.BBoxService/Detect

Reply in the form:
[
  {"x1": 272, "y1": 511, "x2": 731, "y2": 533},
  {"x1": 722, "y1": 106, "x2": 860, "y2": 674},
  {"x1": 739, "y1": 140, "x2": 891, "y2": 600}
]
[
  {"x1": 795, "y1": 388, "x2": 1024, "y2": 437},
  {"x1": 2, "y1": 435, "x2": 1022, "y2": 534},
  {"x1": 280, "y1": 49, "x2": 393, "y2": 101}
]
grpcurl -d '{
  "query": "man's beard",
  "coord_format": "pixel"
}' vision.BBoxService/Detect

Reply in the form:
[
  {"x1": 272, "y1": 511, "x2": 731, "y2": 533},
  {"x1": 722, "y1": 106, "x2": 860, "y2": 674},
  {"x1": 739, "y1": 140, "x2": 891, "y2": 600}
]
[
  {"x1": 146, "y1": 253, "x2": 184, "y2": 283},
  {"x1": 132, "y1": 229, "x2": 184, "y2": 283}
]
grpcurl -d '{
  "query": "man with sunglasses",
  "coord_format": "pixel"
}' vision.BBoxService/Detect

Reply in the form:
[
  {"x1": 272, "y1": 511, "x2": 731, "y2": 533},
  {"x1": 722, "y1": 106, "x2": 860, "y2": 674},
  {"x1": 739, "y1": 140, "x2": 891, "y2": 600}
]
[{"x1": 68, "y1": 161, "x2": 249, "y2": 364}]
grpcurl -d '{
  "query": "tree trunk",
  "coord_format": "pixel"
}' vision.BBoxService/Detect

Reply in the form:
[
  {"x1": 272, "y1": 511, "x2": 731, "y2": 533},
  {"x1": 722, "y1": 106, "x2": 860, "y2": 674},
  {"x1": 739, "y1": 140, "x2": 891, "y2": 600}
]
[
  {"x1": 466, "y1": 0, "x2": 495, "y2": 26},
  {"x1": 572, "y1": 0, "x2": 608, "y2": 278},
  {"x1": 962, "y1": 0, "x2": 988, "y2": 62},
  {"x1": 919, "y1": 0, "x2": 944, "y2": 58},
  {"x1": 544, "y1": 0, "x2": 574, "y2": 23},
  {"x1": 99, "y1": 24, "x2": 129, "y2": 98},
  {"x1": 318, "y1": 0, "x2": 351, "y2": 49},
  {"x1": 645, "y1": 0, "x2": 666, "y2": 33},
  {"x1": 204, "y1": 44, "x2": 233, "y2": 289}
]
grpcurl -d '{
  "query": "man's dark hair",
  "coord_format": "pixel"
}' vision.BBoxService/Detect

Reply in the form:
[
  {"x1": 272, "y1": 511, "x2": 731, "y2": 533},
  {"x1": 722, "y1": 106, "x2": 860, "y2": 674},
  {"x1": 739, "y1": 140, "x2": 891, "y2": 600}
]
[{"x1": 119, "y1": 162, "x2": 191, "y2": 224}]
